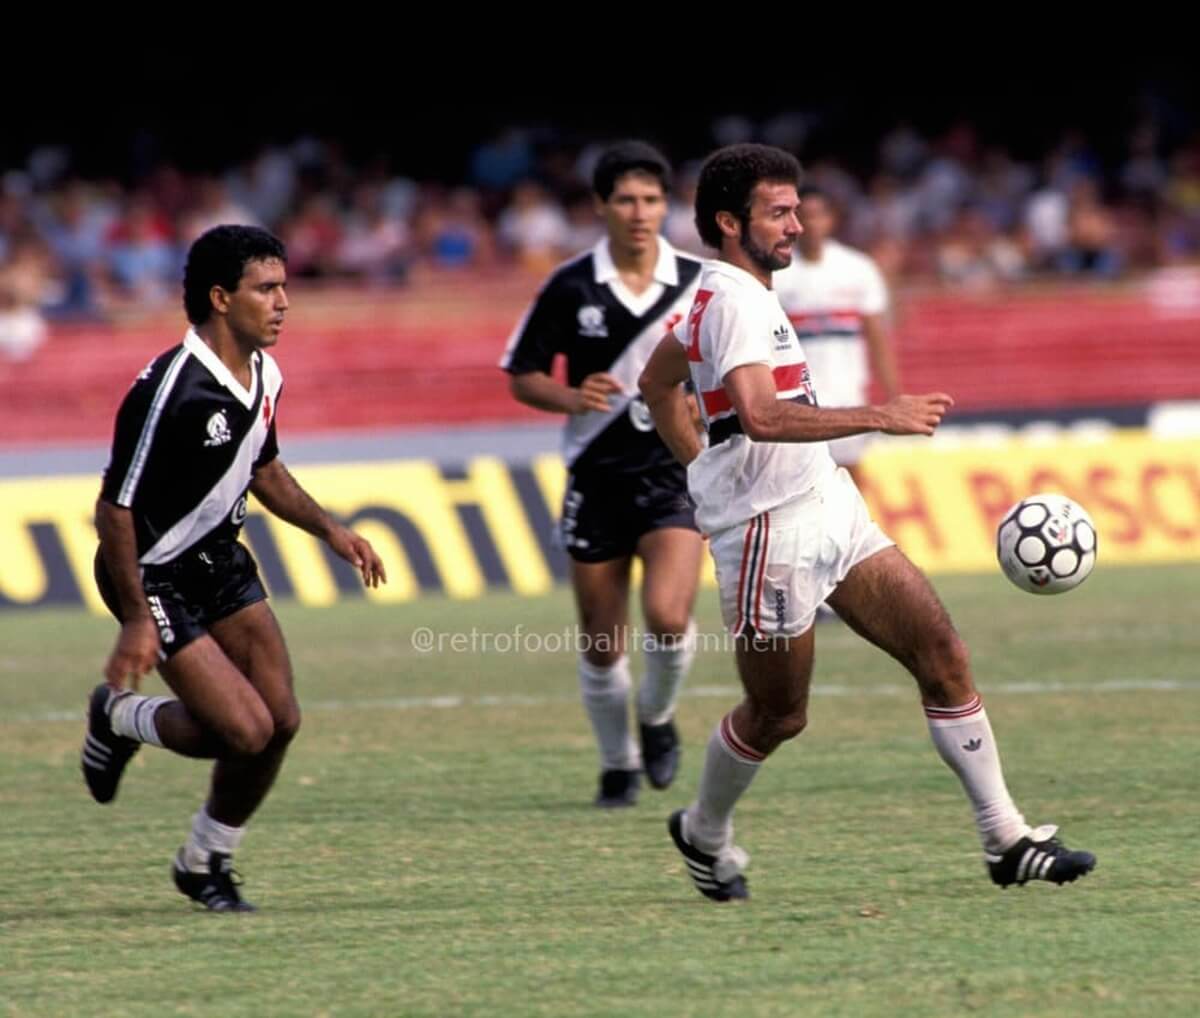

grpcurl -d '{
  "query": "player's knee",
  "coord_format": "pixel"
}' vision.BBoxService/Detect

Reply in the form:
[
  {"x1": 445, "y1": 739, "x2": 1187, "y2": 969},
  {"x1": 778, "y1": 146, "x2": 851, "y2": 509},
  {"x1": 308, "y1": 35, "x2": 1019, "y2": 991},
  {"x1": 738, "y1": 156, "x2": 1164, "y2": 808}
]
[
  {"x1": 772, "y1": 709, "x2": 809, "y2": 743},
  {"x1": 754, "y1": 707, "x2": 808, "y2": 746},
  {"x1": 643, "y1": 609, "x2": 691, "y2": 641},
  {"x1": 271, "y1": 706, "x2": 302, "y2": 746},
  {"x1": 224, "y1": 710, "x2": 275, "y2": 756}
]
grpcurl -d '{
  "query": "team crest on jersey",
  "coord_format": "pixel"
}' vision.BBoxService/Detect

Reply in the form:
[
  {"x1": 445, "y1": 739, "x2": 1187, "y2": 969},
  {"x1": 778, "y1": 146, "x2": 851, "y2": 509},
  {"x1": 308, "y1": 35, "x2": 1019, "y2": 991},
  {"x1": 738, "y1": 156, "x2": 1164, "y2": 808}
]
[
  {"x1": 203, "y1": 410, "x2": 232, "y2": 447},
  {"x1": 577, "y1": 304, "x2": 608, "y2": 338},
  {"x1": 628, "y1": 396, "x2": 655, "y2": 432}
]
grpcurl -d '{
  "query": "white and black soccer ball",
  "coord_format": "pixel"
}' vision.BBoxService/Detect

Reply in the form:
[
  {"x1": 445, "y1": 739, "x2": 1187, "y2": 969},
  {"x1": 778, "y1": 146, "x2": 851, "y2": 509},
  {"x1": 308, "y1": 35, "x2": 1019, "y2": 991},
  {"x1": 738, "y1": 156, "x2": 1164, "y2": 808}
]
[{"x1": 996, "y1": 493, "x2": 1097, "y2": 594}]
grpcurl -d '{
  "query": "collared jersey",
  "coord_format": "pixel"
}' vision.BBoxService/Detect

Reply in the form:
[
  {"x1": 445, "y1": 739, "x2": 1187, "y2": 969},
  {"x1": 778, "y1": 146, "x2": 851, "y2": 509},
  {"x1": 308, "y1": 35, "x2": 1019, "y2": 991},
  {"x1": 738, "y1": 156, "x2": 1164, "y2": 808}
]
[
  {"x1": 674, "y1": 259, "x2": 835, "y2": 534},
  {"x1": 501, "y1": 236, "x2": 702, "y2": 476},
  {"x1": 100, "y1": 329, "x2": 283, "y2": 565}
]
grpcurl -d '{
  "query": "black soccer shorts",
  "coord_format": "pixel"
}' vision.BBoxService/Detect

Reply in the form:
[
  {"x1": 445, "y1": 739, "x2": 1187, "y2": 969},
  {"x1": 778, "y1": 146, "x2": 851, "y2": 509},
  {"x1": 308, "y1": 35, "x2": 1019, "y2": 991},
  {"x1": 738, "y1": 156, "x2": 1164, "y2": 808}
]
[
  {"x1": 94, "y1": 541, "x2": 268, "y2": 659},
  {"x1": 560, "y1": 469, "x2": 699, "y2": 563}
]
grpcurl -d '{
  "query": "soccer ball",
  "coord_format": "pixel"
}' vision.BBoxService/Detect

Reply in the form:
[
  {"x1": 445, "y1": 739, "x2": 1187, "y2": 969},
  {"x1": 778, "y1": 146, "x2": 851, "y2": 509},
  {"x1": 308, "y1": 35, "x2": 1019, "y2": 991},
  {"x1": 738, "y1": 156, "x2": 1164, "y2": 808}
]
[{"x1": 996, "y1": 493, "x2": 1097, "y2": 594}]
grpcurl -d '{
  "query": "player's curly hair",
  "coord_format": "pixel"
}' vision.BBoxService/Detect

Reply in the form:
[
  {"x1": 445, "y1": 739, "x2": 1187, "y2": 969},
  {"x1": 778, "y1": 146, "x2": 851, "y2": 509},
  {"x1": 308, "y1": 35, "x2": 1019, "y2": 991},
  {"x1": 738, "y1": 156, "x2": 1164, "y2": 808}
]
[
  {"x1": 183, "y1": 225, "x2": 287, "y2": 325},
  {"x1": 694, "y1": 144, "x2": 802, "y2": 250},
  {"x1": 592, "y1": 140, "x2": 672, "y2": 201}
]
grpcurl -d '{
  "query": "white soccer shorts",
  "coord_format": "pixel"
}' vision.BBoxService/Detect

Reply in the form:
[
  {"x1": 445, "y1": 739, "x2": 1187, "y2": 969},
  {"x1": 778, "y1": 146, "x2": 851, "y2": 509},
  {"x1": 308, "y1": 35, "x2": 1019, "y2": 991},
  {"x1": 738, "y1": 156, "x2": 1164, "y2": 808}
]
[{"x1": 709, "y1": 467, "x2": 893, "y2": 636}]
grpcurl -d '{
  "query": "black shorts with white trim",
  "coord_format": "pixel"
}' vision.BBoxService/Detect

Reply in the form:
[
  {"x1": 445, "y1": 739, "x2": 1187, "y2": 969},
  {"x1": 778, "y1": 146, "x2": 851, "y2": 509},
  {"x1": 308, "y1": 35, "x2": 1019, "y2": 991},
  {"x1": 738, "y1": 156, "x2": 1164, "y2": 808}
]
[
  {"x1": 560, "y1": 468, "x2": 698, "y2": 564},
  {"x1": 94, "y1": 541, "x2": 267, "y2": 658}
]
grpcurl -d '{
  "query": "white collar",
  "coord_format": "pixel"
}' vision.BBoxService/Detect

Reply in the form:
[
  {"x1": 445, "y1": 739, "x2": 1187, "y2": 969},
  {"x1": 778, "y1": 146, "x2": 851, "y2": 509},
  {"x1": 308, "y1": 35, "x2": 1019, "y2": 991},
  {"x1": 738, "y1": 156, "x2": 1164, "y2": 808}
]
[
  {"x1": 592, "y1": 235, "x2": 679, "y2": 287},
  {"x1": 711, "y1": 258, "x2": 772, "y2": 290},
  {"x1": 184, "y1": 329, "x2": 258, "y2": 409}
]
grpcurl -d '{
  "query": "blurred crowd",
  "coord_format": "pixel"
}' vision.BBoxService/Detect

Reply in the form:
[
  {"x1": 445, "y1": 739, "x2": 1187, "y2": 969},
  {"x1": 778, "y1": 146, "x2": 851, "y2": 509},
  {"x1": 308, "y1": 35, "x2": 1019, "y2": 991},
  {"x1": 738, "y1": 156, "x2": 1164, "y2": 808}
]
[{"x1": 3, "y1": 116, "x2": 1200, "y2": 360}]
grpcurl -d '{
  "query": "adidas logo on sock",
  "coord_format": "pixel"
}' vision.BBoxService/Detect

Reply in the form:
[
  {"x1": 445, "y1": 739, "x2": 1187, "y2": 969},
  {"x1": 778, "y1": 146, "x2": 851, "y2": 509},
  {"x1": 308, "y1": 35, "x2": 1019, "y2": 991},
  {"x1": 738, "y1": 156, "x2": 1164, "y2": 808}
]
[{"x1": 962, "y1": 738, "x2": 983, "y2": 752}]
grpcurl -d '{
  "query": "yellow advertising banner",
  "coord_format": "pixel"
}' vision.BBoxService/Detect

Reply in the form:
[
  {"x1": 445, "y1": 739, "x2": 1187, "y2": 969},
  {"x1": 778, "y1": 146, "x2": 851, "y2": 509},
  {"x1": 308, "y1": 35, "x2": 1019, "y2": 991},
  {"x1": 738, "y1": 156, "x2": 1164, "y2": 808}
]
[
  {"x1": 1, "y1": 432, "x2": 1196, "y2": 613},
  {"x1": 858, "y1": 432, "x2": 1200, "y2": 571}
]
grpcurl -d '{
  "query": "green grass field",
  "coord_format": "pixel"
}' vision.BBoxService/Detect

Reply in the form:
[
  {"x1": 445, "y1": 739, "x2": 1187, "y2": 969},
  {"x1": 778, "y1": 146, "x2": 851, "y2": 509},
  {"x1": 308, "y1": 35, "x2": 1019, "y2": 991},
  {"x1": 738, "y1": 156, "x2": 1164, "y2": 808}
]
[{"x1": 2, "y1": 565, "x2": 1198, "y2": 1017}]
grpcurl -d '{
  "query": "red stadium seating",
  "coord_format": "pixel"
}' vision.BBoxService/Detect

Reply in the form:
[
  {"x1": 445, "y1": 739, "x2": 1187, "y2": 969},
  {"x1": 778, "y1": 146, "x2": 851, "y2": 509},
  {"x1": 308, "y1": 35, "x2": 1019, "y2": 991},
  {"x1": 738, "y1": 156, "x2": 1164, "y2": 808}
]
[{"x1": 2, "y1": 275, "x2": 1197, "y2": 445}]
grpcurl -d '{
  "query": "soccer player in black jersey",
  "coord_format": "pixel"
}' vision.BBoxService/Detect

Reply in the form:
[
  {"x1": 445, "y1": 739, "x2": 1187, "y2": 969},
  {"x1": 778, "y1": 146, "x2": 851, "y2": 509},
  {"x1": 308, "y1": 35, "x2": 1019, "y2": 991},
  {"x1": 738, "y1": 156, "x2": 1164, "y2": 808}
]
[
  {"x1": 82, "y1": 225, "x2": 386, "y2": 912},
  {"x1": 501, "y1": 142, "x2": 705, "y2": 807}
]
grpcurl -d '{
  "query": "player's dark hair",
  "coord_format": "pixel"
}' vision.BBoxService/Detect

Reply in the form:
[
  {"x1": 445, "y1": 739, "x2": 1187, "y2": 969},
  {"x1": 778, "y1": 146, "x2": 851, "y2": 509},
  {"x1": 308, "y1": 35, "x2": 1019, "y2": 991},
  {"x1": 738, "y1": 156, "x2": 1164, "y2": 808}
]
[
  {"x1": 592, "y1": 140, "x2": 672, "y2": 201},
  {"x1": 694, "y1": 144, "x2": 802, "y2": 250},
  {"x1": 183, "y1": 225, "x2": 287, "y2": 325}
]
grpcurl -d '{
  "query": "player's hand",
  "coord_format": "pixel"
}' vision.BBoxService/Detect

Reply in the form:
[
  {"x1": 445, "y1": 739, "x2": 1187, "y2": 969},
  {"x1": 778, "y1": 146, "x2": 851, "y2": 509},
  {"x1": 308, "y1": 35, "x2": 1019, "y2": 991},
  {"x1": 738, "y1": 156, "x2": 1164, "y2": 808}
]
[
  {"x1": 877, "y1": 393, "x2": 954, "y2": 436},
  {"x1": 327, "y1": 526, "x2": 387, "y2": 588},
  {"x1": 103, "y1": 616, "x2": 160, "y2": 690},
  {"x1": 573, "y1": 373, "x2": 623, "y2": 413}
]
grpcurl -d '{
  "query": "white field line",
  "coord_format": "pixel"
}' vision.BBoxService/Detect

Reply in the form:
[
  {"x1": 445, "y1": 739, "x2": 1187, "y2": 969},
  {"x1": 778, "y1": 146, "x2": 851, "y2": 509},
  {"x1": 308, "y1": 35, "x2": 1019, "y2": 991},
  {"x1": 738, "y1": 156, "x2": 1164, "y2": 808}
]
[{"x1": 8, "y1": 677, "x2": 1199, "y2": 725}]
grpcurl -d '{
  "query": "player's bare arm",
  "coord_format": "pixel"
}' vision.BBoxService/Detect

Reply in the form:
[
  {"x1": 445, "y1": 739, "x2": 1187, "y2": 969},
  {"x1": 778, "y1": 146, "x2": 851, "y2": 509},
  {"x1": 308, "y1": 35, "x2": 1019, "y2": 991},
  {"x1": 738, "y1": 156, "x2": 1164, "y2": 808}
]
[
  {"x1": 723, "y1": 363, "x2": 953, "y2": 442},
  {"x1": 250, "y1": 459, "x2": 387, "y2": 588},
  {"x1": 862, "y1": 313, "x2": 901, "y2": 399},
  {"x1": 639, "y1": 335, "x2": 703, "y2": 466},
  {"x1": 509, "y1": 370, "x2": 623, "y2": 414},
  {"x1": 95, "y1": 498, "x2": 160, "y2": 688}
]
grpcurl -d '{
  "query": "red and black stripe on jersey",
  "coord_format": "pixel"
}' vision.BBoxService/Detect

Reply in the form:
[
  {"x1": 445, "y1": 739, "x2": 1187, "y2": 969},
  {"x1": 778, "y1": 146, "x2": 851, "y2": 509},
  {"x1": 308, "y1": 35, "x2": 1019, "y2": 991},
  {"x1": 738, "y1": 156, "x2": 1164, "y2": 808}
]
[
  {"x1": 100, "y1": 332, "x2": 282, "y2": 565},
  {"x1": 501, "y1": 249, "x2": 702, "y2": 476}
]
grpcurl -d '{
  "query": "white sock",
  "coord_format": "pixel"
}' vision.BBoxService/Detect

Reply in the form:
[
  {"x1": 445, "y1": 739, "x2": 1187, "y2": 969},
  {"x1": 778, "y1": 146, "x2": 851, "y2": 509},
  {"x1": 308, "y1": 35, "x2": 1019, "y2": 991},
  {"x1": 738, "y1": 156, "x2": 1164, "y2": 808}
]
[
  {"x1": 108, "y1": 692, "x2": 170, "y2": 748},
  {"x1": 637, "y1": 620, "x2": 697, "y2": 726},
  {"x1": 182, "y1": 807, "x2": 246, "y2": 873},
  {"x1": 686, "y1": 712, "x2": 764, "y2": 855},
  {"x1": 578, "y1": 655, "x2": 640, "y2": 771},
  {"x1": 925, "y1": 695, "x2": 1031, "y2": 853}
]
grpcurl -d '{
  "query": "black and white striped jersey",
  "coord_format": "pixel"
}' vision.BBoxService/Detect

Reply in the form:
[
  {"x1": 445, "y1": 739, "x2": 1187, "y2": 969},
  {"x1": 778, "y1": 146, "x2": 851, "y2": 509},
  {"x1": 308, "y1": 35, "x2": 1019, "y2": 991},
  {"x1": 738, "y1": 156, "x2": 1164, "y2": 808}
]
[
  {"x1": 100, "y1": 329, "x2": 283, "y2": 565},
  {"x1": 500, "y1": 237, "x2": 703, "y2": 477}
]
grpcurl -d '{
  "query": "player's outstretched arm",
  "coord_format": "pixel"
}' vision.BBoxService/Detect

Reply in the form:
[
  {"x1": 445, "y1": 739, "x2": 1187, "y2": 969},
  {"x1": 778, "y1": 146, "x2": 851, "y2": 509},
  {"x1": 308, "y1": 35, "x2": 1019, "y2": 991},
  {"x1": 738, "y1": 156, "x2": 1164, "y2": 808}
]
[
  {"x1": 724, "y1": 364, "x2": 952, "y2": 442},
  {"x1": 250, "y1": 459, "x2": 387, "y2": 588},
  {"x1": 639, "y1": 335, "x2": 703, "y2": 466},
  {"x1": 95, "y1": 499, "x2": 160, "y2": 689}
]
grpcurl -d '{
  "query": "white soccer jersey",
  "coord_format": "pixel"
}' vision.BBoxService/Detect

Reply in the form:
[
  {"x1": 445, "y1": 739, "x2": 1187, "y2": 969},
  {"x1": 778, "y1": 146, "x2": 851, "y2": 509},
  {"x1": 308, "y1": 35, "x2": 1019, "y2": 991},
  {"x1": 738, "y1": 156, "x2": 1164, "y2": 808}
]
[
  {"x1": 772, "y1": 239, "x2": 888, "y2": 407},
  {"x1": 673, "y1": 260, "x2": 835, "y2": 534}
]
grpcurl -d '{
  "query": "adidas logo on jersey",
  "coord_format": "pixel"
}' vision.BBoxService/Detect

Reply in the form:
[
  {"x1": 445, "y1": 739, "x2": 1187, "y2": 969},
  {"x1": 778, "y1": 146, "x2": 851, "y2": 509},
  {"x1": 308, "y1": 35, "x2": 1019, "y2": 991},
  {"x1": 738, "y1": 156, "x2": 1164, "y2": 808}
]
[
  {"x1": 772, "y1": 324, "x2": 791, "y2": 350},
  {"x1": 203, "y1": 410, "x2": 232, "y2": 447}
]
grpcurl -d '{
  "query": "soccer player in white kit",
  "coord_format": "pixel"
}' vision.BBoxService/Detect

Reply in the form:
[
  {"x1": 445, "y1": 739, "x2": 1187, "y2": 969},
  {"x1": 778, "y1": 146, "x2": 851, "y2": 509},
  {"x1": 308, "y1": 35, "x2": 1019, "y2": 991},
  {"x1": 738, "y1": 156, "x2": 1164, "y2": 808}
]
[
  {"x1": 639, "y1": 144, "x2": 1096, "y2": 902},
  {"x1": 773, "y1": 186, "x2": 901, "y2": 490}
]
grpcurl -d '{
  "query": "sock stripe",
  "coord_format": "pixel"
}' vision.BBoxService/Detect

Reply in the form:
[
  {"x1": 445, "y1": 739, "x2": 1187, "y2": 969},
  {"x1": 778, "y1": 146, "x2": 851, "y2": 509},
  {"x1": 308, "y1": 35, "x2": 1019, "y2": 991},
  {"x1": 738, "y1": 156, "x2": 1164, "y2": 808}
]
[
  {"x1": 719, "y1": 713, "x2": 765, "y2": 764},
  {"x1": 924, "y1": 694, "x2": 982, "y2": 721}
]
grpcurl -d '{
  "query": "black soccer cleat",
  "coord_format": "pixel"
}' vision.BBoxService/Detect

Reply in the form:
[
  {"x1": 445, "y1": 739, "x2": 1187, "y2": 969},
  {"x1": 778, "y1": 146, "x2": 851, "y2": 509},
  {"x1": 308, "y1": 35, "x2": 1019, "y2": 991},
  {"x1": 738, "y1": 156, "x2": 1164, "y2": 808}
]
[
  {"x1": 81, "y1": 684, "x2": 140, "y2": 804},
  {"x1": 640, "y1": 720, "x2": 681, "y2": 790},
  {"x1": 173, "y1": 850, "x2": 257, "y2": 912},
  {"x1": 595, "y1": 768, "x2": 640, "y2": 808},
  {"x1": 985, "y1": 825, "x2": 1097, "y2": 888},
  {"x1": 668, "y1": 809, "x2": 749, "y2": 902}
]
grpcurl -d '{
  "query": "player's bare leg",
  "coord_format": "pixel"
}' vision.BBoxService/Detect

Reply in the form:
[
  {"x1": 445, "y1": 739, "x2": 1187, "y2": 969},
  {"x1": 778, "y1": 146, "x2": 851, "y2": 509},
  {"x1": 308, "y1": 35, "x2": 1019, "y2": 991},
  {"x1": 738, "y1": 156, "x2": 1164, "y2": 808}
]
[
  {"x1": 157, "y1": 602, "x2": 296, "y2": 912},
  {"x1": 828, "y1": 546, "x2": 1095, "y2": 886},
  {"x1": 672, "y1": 627, "x2": 815, "y2": 901},
  {"x1": 635, "y1": 527, "x2": 703, "y2": 788},
  {"x1": 570, "y1": 557, "x2": 640, "y2": 805},
  {"x1": 83, "y1": 627, "x2": 273, "y2": 806},
  {"x1": 203, "y1": 602, "x2": 300, "y2": 826}
]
